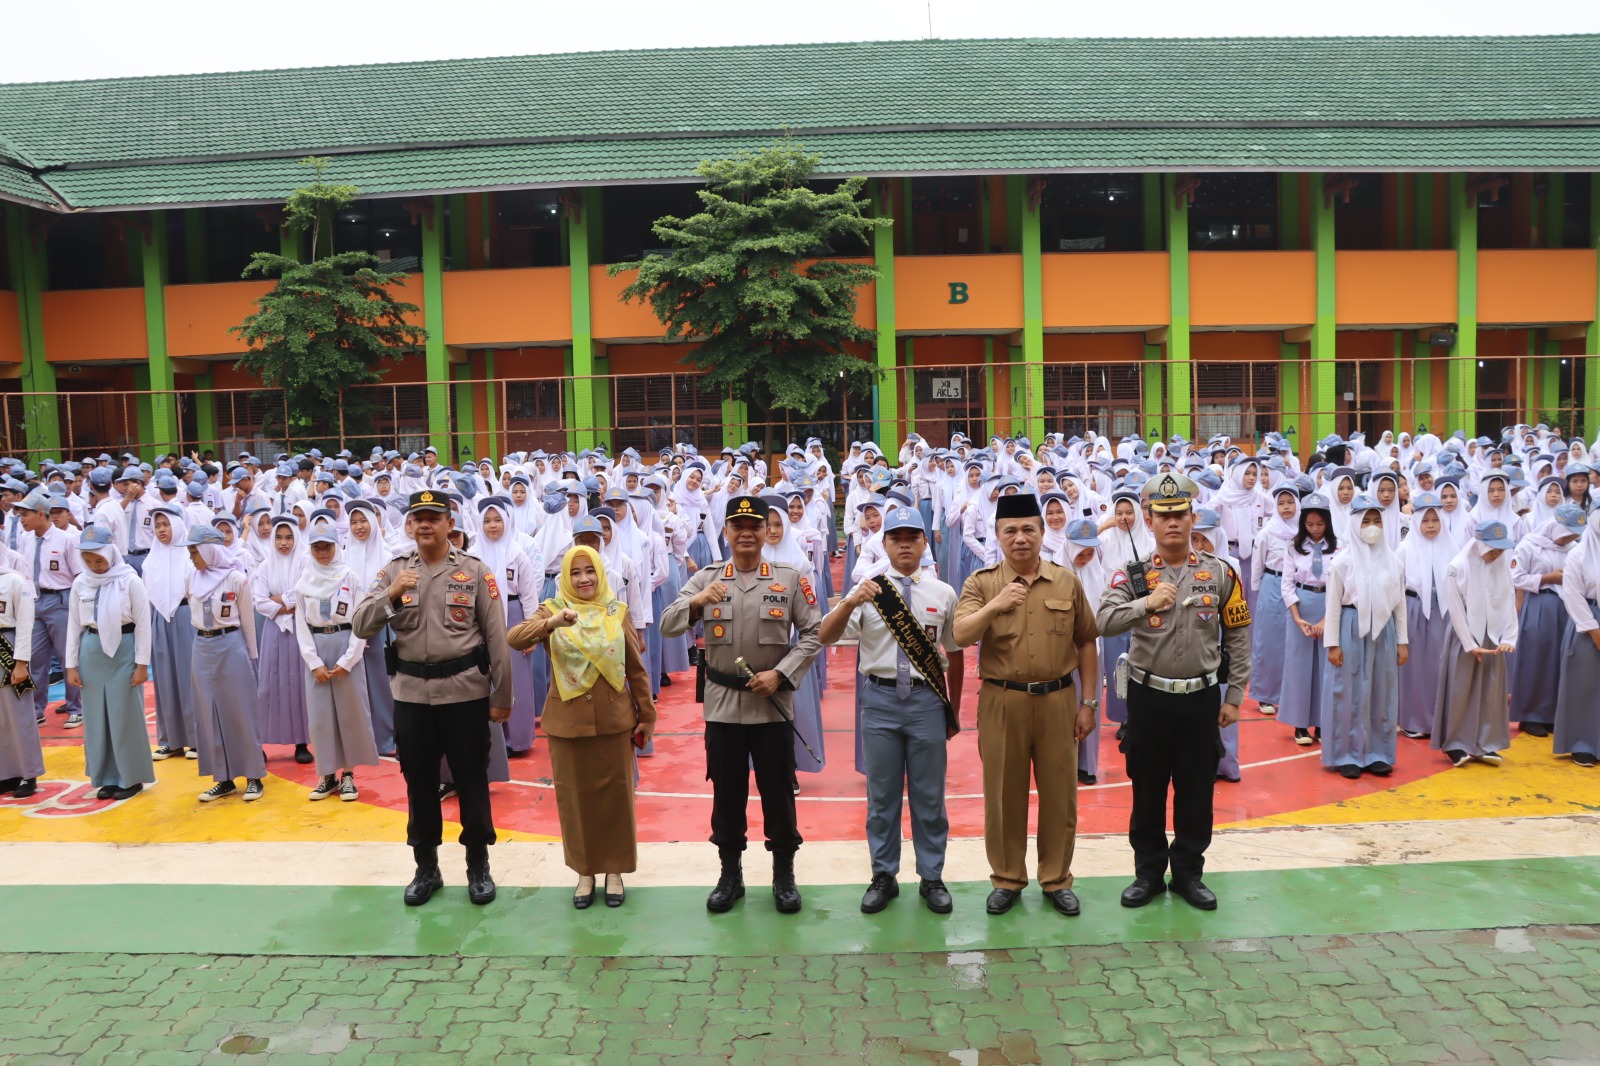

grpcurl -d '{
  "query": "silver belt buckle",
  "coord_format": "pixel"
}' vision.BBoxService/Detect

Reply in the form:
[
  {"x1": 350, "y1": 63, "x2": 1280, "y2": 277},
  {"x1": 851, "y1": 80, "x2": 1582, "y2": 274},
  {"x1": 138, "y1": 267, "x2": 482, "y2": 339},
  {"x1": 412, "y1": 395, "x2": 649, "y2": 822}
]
[{"x1": 1025, "y1": 681, "x2": 1050, "y2": 696}]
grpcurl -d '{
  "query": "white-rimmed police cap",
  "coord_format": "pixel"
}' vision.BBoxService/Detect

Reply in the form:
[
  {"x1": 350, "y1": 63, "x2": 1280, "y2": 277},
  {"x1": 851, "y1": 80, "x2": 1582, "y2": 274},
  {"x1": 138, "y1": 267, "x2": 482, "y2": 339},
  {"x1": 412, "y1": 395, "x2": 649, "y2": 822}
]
[
  {"x1": 882, "y1": 506, "x2": 925, "y2": 534},
  {"x1": 1139, "y1": 472, "x2": 1198, "y2": 513},
  {"x1": 78, "y1": 524, "x2": 117, "y2": 553}
]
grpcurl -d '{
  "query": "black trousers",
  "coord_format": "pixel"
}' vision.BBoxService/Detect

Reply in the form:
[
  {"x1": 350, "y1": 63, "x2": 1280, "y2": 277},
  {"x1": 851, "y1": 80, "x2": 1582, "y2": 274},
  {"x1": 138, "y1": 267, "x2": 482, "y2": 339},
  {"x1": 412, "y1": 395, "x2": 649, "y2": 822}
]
[
  {"x1": 396, "y1": 698, "x2": 496, "y2": 851},
  {"x1": 1121, "y1": 681, "x2": 1223, "y2": 883},
  {"x1": 705, "y1": 720, "x2": 801, "y2": 855}
]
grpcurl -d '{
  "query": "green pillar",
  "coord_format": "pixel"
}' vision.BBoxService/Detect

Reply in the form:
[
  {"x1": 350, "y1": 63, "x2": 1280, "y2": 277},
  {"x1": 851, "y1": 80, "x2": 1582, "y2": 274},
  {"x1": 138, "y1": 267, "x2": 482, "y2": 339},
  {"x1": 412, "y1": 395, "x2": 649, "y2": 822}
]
[
  {"x1": 562, "y1": 348, "x2": 578, "y2": 454},
  {"x1": 720, "y1": 397, "x2": 748, "y2": 450},
  {"x1": 568, "y1": 189, "x2": 601, "y2": 451},
  {"x1": 419, "y1": 196, "x2": 451, "y2": 454},
  {"x1": 983, "y1": 336, "x2": 997, "y2": 436},
  {"x1": 1309, "y1": 176, "x2": 1338, "y2": 443},
  {"x1": 5, "y1": 204, "x2": 59, "y2": 459},
  {"x1": 1449, "y1": 174, "x2": 1479, "y2": 436},
  {"x1": 1412, "y1": 336, "x2": 1432, "y2": 435},
  {"x1": 872, "y1": 179, "x2": 898, "y2": 443},
  {"x1": 279, "y1": 220, "x2": 304, "y2": 262},
  {"x1": 1164, "y1": 176, "x2": 1194, "y2": 442},
  {"x1": 452, "y1": 360, "x2": 476, "y2": 462},
  {"x1": 1279, "y1": 341, "x2": 1301, "y2": 451},
  {"x1": 195, "y1": 373, "x2": 219, "y2": 454},
  {"x1": 1019, "y1": 177, "x2": 1045, "y2": 442},
  {"x1": 1587, "y1": 177, "x2": 1600, "y2": 436},
  {"x1": 902, "y1": 338, "x2": 916, "y2": 428},
  {"x1": 1143, "y1": 174, "x2": 1165, "y2": 434},
  {"x1": 141, "y1": 212, "x2": 179, "y2": 454}
]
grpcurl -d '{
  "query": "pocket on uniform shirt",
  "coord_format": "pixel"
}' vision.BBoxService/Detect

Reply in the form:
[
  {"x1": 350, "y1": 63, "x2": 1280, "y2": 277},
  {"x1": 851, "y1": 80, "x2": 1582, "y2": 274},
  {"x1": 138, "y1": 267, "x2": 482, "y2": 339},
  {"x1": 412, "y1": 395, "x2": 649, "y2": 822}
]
[
  {"x1": 758, "y1": 618, "x2": 791, "y2": 646},
  {"x1": 1044, "y1": 598, "x2": 1076, "y2": 635}
]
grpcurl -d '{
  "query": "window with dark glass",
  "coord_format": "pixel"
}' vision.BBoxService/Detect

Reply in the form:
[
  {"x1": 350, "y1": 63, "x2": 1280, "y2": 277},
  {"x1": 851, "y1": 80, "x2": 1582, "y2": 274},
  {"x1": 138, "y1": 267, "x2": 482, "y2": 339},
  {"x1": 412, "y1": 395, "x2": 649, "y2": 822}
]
[
  {"x1": 1331, "y1": 175, "x2": 1384, "y2": 250},
  {"x1": 1040, "y1": 175, "x2": 1144, "y2": 252},
  {"x1": 1187, "y1": 175, "x2": 1277, "y2": 251},
  {"x1": 334, "y1": 199, "x2": 422, "y2": 272},
  {"x1": 1560, "y1": 173, "x2": 1592, "y2": 250},
  {"x1": 488, "y1": 190, "x2": 564, "y2": 268},
  {"x1": 602, "y1": 184, "x2": 704, "y2": 264},
  {"x1": 46, "y1": 213, "x2": 138, "y2": 289},
  {"x1": 200, "y1": 205, "x2": 280, "y2": 283}
]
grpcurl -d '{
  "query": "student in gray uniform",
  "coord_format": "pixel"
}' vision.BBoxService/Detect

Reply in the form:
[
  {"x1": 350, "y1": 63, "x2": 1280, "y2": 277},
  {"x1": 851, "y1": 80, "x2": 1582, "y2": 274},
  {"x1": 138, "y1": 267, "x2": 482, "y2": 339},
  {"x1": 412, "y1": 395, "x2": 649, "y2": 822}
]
[
  {"x1": 184, "y1": 525, "x2": 267, "y2": 801},
  {"x1": 0, "y1": 549, "x2": 43, "y2": 797},
  {"x1": 63, "y1": 526, "x2": 155, "y2": 800},
  {"x1": 15, "y1": 491, "x2": 82, "y2": 726},
  {"x1": 145, "y1": 505, "x2": 197, "y2": 760},
  {"x1": 1510, "y1": 504, "x2": 1585, "y2": 738},
  {"x1": 294, "y1": 527, "x2": 381, "y2": 801},
  {"x1": 1554, "y1": 506, "x2": 1600, "y2": 767},
  {"x1": 820, "y1": 505, "x2": 963, "y2": 916},
  {"x1": 1432, "y1": 521, "x2": 1519, "y2": 768}
]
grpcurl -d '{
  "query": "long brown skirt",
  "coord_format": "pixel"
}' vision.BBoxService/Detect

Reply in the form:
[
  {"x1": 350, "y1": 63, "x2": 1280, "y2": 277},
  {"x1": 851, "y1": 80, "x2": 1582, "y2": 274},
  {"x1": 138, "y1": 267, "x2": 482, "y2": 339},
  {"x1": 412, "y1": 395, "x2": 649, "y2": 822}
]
[{"x1": 547, "y1": 731, "x2": 639, "y2": 875}]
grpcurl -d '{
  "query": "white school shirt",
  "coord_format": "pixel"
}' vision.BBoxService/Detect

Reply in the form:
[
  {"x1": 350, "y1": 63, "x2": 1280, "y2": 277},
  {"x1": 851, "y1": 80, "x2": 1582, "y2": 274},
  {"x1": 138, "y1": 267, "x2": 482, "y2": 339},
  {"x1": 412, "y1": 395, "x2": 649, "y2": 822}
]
[
  {"x1": 1322, "y1": 557, "x2": 1408, "y2": 649},
  {"x1": 188, "y1": 570, "x2": 259, "y2": 659},
  {"x1": 842, "y1": 568, "x2": 960, "y2": 681},
  {"x1": 1511, "y1": 539, "x2": 1569, "y2": 595},
  {"x1": 0, "y1": 572, "x2": 36, "y2": 660},
  {"x1": 1279, "y1": 541, "x2": 1335, "y2": 609},
  {"x1": 91, "y1": 498, "x2": 130, "y2": 553},
  {"x1": 293, "y1": 567, "x2": 367, "y2": 673},
  {"x1": 63, "y1": 572, "x2": 153, "y2": 669},
  {"x1": 19, "y1": 525, "x2": 80, "y2": 592}
]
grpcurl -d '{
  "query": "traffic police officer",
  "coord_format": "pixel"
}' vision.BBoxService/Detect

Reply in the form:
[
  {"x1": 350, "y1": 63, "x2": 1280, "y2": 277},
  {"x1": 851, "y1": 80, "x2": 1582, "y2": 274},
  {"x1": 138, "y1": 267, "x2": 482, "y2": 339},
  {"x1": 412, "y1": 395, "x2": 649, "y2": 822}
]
[
  {"x1": 1096, "y1": 472, "x2": 1252, "y2": 911},
  {"x1": 660, "y1": 495, "x2": 822, "y2": 914},
  {"x1": 353, "y1": 489, "x2": 512, "y2": 907}
]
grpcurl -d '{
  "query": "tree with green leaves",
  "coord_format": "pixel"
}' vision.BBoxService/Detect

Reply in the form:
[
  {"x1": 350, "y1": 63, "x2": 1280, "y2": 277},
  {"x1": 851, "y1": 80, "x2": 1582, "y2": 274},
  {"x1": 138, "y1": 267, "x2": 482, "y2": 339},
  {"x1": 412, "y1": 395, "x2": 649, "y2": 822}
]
[
  {"x1": 231, "y1": 158, "x2": 425, "y2": 450},
  {"x1": 610, "y1": 142, "x2": 887, "y2": 420}
]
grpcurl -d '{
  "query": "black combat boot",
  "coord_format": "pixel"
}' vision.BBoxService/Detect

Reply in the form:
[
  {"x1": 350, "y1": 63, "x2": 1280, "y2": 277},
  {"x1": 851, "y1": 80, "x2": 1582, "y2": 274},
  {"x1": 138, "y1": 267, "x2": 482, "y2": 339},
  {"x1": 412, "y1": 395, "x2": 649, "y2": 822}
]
[
  {"x1": 706, "y1": 850, "x2": 745, "y2": 913},
  {"x1": 772, "y1": 850, "x2": 802, "y2": 914},
  {"x1": 465, "y1": 845, "x2": 496, "y2": 905},
  {"x1": 404, "y1": 846, "x2": 443, "y2": 906}
]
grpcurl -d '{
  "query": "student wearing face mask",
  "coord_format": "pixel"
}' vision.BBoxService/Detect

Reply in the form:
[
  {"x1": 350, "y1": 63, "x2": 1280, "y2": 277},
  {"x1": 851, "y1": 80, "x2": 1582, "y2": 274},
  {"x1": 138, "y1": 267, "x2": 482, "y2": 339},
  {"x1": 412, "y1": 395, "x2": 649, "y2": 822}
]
[
  {"x1": 1433, "y1": 521, "x2": 1520, "y2": 768},
  {"x1": 1509, "y1": 504, "x2": 1585, "y2": 740},
  {"x1": 1321, "y1": 498, "x2": 1408, "y2": 779}
]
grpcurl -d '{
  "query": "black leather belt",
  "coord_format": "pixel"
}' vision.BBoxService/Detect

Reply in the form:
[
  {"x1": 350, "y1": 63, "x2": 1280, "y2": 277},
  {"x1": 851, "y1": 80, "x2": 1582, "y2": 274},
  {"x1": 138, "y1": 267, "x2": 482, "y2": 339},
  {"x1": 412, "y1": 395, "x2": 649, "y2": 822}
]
[
  {"x1": 705, "y1": 664, "x2": 752, "y2": 690},
  {"x1": 196, "y1": 628, "x2": 230, "y2": 638},
  {"x1": 984, "y1": 674, "x2": 1074, "y2": 696},
  {"x1": 867, "y1": 673, "x2": 928, "y2": 689},
  {"x1": 309, "y1": 624, "x2": 352, "y2": 634},
  {"x1": 1296, "y1": 583, "x2": 1326, "y2": 593},
  {"x1": 1263, "y1": 567, "x2": 1282, "y2": 577},
  {"x1": 85, "y1": 623, "x2": 137, "y2": 634},
  {"x1": 1405, "y1": 589, "x2": 1419, "y2": 599},
  {"x1": 394, "y1": 649, "x2": 482, "y2": 680},
  {"x1": 507, "y1": 595, "x2": 520, "y2": 602},
  {"x1": 127, "y1": 549, "x2": 149, "y2": 556}
]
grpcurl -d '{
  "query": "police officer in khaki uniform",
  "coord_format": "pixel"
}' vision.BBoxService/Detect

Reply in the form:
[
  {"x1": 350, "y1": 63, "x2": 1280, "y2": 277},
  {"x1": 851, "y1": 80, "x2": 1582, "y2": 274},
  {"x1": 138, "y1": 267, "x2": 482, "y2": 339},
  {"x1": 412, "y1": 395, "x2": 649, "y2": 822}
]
[
  {"x1": 353, "y1": 489, "x2": 512, "y2": 907},
  {"x1": 953, "y1": 492, "x2": 1100, "y2": 918},
  {"x1": 1096, "y1": 472, "x2": 1252, "y2": 912},
  {"x1": 660, "y1": 495, "x2": 822, "y2": 914}
]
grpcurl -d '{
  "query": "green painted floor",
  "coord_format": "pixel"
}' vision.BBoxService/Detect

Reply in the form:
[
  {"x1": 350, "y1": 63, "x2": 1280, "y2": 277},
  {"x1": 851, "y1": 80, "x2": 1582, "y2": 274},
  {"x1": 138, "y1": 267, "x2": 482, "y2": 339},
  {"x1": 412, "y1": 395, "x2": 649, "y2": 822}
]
[{"x1": 6, "y1": 856, "x2": 1600, "y2": 959}]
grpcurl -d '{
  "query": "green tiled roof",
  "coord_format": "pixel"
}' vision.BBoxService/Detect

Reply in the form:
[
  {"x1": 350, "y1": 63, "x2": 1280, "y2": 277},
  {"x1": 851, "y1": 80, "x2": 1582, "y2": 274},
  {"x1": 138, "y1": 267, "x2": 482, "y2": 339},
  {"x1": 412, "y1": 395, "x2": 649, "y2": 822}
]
[
  {"x1": 1, "y1": 36, "x2": 1596, "y2": 211},
  {"x1": 0, "y1": 161, "x2": 55, "y2": 208}
]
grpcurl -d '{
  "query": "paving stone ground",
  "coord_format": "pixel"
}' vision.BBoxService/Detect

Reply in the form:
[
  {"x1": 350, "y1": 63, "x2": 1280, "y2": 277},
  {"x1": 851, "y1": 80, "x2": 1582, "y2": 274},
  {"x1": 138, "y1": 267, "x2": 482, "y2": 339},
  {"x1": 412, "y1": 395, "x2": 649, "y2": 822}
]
[{"x1": 3, "y1": 925, "x2": 1600, "y2": 1065}]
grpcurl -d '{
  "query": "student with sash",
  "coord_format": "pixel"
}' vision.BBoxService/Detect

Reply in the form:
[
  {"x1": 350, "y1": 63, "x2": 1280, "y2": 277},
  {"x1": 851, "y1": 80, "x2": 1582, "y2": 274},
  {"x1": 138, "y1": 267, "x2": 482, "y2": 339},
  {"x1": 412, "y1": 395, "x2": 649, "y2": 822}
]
[{"x1": 819, "y1": 505, "x2": 964, "y2": 915}]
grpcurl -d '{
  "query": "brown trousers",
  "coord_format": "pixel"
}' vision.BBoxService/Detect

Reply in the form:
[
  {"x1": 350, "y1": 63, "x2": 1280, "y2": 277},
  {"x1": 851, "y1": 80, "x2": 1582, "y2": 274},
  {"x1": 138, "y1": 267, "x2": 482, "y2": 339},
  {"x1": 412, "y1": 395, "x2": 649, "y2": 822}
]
[
  {"x1": 976, "y1": 681, "x2": 1079, "y2": 891},
  {"x1": 547, "y1": 731, "x2": 640, "y2": 875}
]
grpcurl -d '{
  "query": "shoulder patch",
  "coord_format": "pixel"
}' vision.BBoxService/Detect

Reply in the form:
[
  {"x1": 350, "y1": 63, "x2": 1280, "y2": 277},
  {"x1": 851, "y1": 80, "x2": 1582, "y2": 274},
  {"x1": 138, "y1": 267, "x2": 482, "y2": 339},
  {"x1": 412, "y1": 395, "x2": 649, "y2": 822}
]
[
  {"x1": 485, "y1": 573, "x2": 500, "y2": 600},
  {"x1": 369, "y1": 569, "x2": 387, "y2": 595},
  {"x1": 799, "y1": 576, "x2": 816, "y2": 606},
  {"x1": 1109, "y1": 569, "x2": 1129, "y2": 588}
]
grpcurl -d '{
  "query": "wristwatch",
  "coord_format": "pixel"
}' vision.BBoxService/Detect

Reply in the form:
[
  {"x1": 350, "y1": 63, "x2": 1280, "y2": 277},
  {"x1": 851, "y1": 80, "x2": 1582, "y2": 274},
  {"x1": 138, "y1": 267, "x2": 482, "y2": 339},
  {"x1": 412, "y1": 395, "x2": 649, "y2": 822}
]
[{"x1": 1080, "y1": 698, "x2": 1101, "y2": 711}]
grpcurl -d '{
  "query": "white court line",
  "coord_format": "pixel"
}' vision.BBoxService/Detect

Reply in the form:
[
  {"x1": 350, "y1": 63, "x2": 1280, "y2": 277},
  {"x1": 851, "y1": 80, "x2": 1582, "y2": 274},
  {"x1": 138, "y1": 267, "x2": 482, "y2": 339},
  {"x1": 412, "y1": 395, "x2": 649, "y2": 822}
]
[{"x1": 512, "y1": 748, "x2": 1324, "y2": 802}]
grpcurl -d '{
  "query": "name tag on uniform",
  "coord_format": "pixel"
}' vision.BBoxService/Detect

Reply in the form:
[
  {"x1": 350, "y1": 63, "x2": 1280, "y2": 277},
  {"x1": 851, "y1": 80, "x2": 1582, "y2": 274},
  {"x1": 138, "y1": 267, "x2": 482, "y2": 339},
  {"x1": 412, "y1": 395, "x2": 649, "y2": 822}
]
[
  {"x1": 336, "y1": 601, "x2": 348, "y2": 617},
  {"x1": 49, "y1": 560, "x2": 60, "y2": 572},
  {"x1": 220, "y1": 605, "x2": 232, "y2": 619}
]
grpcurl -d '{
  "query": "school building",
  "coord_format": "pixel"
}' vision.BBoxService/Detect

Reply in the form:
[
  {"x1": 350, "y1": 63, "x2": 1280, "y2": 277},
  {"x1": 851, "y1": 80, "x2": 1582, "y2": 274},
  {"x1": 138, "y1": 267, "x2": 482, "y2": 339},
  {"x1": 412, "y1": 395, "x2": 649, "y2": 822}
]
[{"x1": 2, "y1": 35, "x2": 1598, "y2": 461}]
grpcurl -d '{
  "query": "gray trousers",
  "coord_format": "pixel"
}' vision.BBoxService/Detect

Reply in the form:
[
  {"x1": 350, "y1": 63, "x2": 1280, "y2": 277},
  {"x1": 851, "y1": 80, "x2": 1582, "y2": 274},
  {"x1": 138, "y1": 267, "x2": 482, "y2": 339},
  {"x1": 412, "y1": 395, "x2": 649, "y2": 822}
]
[
  {"x1": 31, "y1": 590, "x2": 80, "y2": 717},
  {"x1": 860, "y1": 678, "x2": 949, "y2": 880}
]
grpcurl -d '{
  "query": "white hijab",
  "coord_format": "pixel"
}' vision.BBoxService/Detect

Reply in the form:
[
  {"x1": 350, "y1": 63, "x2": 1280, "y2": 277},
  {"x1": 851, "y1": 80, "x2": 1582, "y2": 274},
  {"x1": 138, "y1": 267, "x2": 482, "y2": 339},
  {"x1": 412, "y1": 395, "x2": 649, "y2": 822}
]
[
  {"x1": 260, "y1": 518, "x2": 307, "y2": 633},
  {"x1": 1449, "y1": 537, "x2": 1518, "y2": 649},
  {"x1": 1395, "y1": 506, "x2": 1452, "y2": 619},
  {"x1": 295, "y1": 537, "x2": 349, "y2": 604},
  {"x1": 342, "y1": 501, "x2": 389, "y2": 589},
  {"x1": 76, "y1": 541, "x2": 138, "y2": 658},
  {"x1": 143, "y1": 505, "x2": 191, "y2": 622},
  {"x1": 187, "y1": 542, "x2": 246, "y2": 602},
  {"x1": 761, "y1": 508, "x2": 812, "y2": 574},
  {"x1": 1331, "y1": 508, "x2": 1404, "y2": 638}
]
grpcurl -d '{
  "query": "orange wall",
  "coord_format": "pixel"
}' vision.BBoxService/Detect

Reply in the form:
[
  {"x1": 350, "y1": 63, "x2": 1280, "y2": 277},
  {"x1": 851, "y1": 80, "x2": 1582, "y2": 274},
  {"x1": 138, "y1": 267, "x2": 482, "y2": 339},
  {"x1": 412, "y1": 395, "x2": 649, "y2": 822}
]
[
  {"x1": 1478, "y1": 250, "x2": 1597, "y2": 325},
  {"x1": 42, "y1": 288, "x2": 146, "y2": 362},
  {"x1": 590, "y1": 267, "x2": 672, "y2": 341},
  {"x1": 1336, "y1": 251, "x2": 1456, "y2": 326},
  {"x1": 897, "y1": 254, "x2": 1022, "y2": 332},
  {"x1": 908, "y1": 335, "x2": 987, "y2": 365},
  {"x1": 1191, "y1": 332, "x2": 1284, "y2": 361},
  {"x1": 1191, "y1": 252, "x2": 1315, "y2": 327},
  {"x1": 1043, "y1": 333, "x2": 1145, "y2": 362},
  {"x1": 607, "y1": 343, "x2": 702, "y2": 376},
  {"x1": 1041, "y1": 253, "x2": 1168, "y2": 329},
  {"x1": 0, "y1": 290, "x2": 20, "y2": 363},
  {"x1": 443, "y1": 268, "x2": 570, "y2": 346},
  {"x1": 493, "y1": 347, "x2": 567, "y2": 378},
  {"x1": 165, "y1": 280, "x2": 275, "y2": 358}
]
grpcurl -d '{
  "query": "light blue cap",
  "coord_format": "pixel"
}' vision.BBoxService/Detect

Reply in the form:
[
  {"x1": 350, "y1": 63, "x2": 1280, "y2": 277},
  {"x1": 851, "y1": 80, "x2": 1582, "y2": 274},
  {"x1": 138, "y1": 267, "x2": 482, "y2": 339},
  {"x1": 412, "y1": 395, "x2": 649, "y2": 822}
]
[
  {"x1": 307, "y1": 527, "x2": 339, "y2": 545},
  {"x1": 1475, "y1": 520, "x2": 1516, "y2": 551},
  {"x1": 570, "y1": 514, "x2": 604, "y2": 538},
  {"x1": 79, "y1": 525, "x2": 117, "y2": 552},
  {"x1": 882, "y1": 506, "x2": 925, "y2": 534},
  {"x1": 185, "y1": 525, "x2": 224, "y2": 546},
  {"x1": 1065, "y1": 518, "x2": 1101, "y2": 547},
  {"x1": 1553, "y1": 503, "x2": 1588, "y2": 533}
]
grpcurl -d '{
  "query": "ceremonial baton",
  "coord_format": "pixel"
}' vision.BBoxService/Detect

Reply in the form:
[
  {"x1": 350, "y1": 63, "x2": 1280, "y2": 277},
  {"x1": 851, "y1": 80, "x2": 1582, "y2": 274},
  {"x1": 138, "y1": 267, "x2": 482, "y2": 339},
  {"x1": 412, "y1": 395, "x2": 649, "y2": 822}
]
[{"x1": 734, "y1": 656, "x2": 820, "y2": 763}]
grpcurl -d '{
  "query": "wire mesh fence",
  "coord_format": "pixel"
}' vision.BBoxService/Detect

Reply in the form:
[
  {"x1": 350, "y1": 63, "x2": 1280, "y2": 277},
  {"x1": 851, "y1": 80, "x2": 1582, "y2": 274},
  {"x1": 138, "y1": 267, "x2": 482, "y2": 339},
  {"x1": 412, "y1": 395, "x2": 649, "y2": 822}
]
[{"x1": 2, "y1": 353, "x2": 1593, "y2": 465}]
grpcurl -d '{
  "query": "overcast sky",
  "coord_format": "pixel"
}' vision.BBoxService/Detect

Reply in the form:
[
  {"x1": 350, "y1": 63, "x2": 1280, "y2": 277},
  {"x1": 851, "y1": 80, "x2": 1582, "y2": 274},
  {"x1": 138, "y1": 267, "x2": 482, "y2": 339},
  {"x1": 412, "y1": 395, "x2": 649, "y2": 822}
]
[{"x1": 2, "y1": 0, "x2": 1596, "y2": 83}]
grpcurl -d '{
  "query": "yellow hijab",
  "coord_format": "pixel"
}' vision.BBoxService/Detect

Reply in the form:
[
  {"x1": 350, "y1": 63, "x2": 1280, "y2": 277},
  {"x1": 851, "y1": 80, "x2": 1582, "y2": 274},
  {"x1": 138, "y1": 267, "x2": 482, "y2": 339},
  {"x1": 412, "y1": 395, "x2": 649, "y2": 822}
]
[{"x1": 541, "y1": 545, "x2": 628, "y2": 700}]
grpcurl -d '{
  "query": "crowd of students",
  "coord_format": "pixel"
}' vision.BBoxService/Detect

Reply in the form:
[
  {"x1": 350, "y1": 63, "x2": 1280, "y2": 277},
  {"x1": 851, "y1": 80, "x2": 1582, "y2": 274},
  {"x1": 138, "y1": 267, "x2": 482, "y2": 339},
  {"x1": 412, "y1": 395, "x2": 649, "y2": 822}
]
[{"x1": 1, "y1": 421, "x2": 1596, "y2": 808}]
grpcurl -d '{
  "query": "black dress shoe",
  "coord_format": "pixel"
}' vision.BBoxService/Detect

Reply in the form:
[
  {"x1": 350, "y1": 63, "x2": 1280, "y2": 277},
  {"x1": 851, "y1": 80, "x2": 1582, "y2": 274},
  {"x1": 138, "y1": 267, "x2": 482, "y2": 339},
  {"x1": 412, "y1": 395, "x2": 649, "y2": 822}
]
[
  {"x1": 1171, "y1": 879, "x2": 1218, "y2": 910},
  {"x1": 96, "y1": 785, "x2": 118, "y2": 800},
  {"x1": 1363, "y1": 761, "x2": 1393, "y2": 776},
  {"x1": 604, "y1": 874, "x2": 625, "y2": 908},
  {"x1": 772, "y1": 852, "x2": 802, "y2": 914},
  {"x1": 1574, "y1": 751, "x2": 1598, "y2": 767},
  {"x1": 294, "y1": 744, "x2": 314, "y2": 764},
  {"x1": 1042, "y1": 888, "x2": 1081, "y2": 916},
  {"x1": 860, "y1": 872, "x2": 899, "y2": 913},
  {"x1": 112, "y1": 784, "x2": 142, "y2": 800},
  {"x1": 573, "y1": 876, "x2": 596, "y2": 910},
  {"x1": 1337, "y1": 764, "x2": 1362, "y2": 779},
  {"x1": 11, "y1": 779, "x2": 36, "y2": 799},
  {"x1": 466, "y1": 857, "x2": 497, "y2": 905},
  {"x1": 659, "y1": 673, "x2": 672, "y2": 687},
  {"x1": 0, "y1": 778, "x2": 19, "y2": 795},
  {"x1": 985, "y1": 888, "x2": 1020, "y2": 914},
  {"x1": 1120, "y1": 877, "x2": 1167, "y2": 908},
  {"x1": 404, "y1": 863, "x2": 444, "y2": 906},
  {"x1": 919, "y1": 878, "x2": 952, "y2": 914},
  {"x1": 1115, "y1": 725, "x2": 1126, "y2": 741},
  {"x1": 706, "y1": 854, "x2": 744, "y2": 913},
  {"x1": 1521, "y1": 723, "x2": 1552, "y2": 738},
  {"x1": 1077, "y1": 770, "x2": 1097, "y2": 785}
]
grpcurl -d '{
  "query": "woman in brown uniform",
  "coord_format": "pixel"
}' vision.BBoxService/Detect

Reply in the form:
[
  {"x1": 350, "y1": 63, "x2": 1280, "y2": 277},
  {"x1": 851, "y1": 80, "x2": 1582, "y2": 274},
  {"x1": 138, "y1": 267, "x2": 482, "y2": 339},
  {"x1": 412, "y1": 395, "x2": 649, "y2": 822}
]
[{"x1": 507, "y1": 545, "x2": 656, "y2": 908}]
